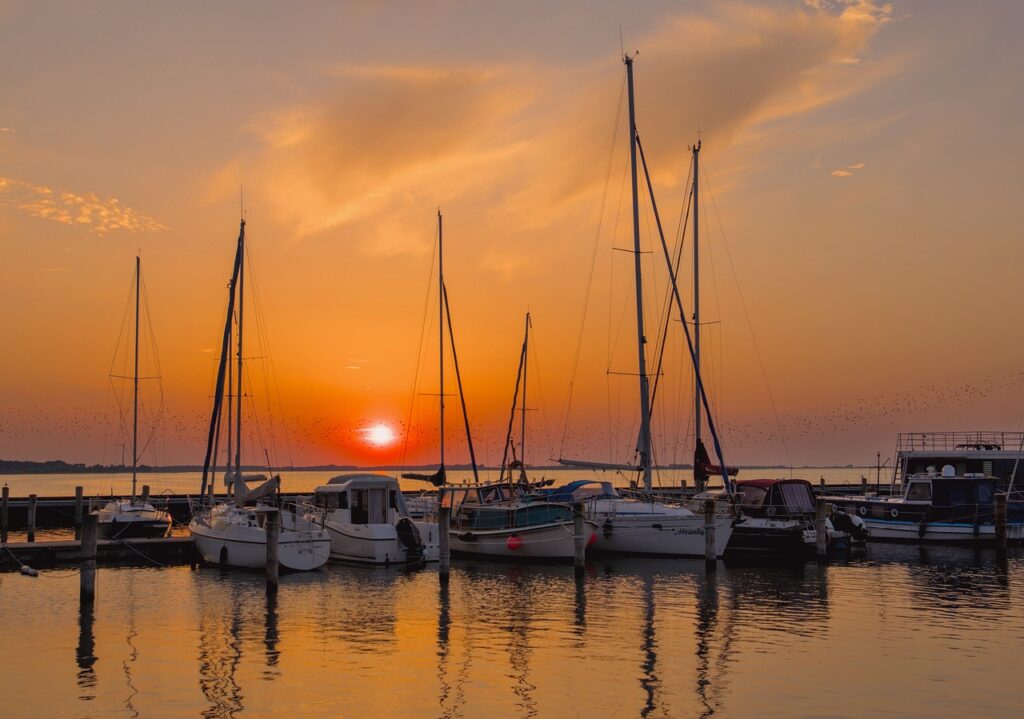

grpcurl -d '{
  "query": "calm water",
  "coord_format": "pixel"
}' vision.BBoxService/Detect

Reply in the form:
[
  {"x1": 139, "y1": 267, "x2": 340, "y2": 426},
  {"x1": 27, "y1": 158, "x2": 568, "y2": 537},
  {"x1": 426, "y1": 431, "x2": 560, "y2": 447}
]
[{"x1": 1, "y1": 545, "x2": 1019, "y2": 718}]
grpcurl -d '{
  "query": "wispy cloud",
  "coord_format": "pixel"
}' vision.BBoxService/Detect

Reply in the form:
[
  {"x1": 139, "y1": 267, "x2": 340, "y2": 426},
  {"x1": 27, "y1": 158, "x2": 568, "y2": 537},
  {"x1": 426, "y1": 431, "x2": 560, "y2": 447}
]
[
  {"x1": 0, "y1": 176, "x2": 167, "y2": 234},
  {"x1": 0, "y1": 127, "x2": 14, "y2": 134},
  {"x1": 831, "y1": 161, "x2": 866, "y2": 177}
]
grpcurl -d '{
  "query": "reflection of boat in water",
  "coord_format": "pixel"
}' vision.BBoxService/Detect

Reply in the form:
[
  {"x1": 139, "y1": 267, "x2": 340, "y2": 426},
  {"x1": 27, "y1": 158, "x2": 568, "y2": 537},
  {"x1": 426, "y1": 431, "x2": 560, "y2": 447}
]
[
  {"x1": 188, "y1": 218, "x2": 329, "y2": 571},
  {"x1": 311, "y1": 473, "x2": 437, "y2": 564}
]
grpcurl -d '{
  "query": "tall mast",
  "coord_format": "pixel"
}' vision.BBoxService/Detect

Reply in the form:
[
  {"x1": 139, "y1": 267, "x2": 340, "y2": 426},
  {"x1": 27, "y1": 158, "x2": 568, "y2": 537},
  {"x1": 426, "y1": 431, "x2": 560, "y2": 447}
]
[
  {"x1": 625, "y1": 55, "x2": 654, "y2": 493},
  {"x1": 438, "y1": 211, "x2": 445, "y2": 474},
  {"x1": 131, "y1": 255, "x2": 140, "y2": 501},
  {"x1": 520, "y1": 312, "x2": 530, "y2": 481},
  {"x1": 692, "y1": 142, "x2": 702, "y2": 452},
  {"x1": 234, "y1": 219, "x2": 245, "y2": 479}
]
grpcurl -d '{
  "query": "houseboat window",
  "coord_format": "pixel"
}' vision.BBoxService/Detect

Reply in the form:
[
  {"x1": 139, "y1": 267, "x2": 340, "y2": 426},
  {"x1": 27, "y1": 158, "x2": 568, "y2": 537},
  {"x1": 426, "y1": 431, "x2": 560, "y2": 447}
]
[
  {"x1": 906, "y1": 483, "x2": 931, "y2": 501},
  {"x1": 976, "y1": 483, "x2": 994, "y2": 504}
]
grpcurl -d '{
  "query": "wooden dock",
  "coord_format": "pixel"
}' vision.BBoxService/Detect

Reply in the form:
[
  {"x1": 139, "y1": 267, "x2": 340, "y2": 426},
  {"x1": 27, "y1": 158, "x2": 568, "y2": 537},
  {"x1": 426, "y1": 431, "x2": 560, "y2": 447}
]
[{"x1": 1, "y1": 536, "x2": 195, "y2": 569}]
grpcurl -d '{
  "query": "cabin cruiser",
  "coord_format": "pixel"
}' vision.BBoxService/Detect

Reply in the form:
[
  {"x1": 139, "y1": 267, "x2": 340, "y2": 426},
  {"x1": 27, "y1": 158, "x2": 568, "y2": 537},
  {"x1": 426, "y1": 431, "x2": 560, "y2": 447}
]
[
  {"x1": 826, "y1": 464, "x2": 1024, "y2": 543},
  {"x1": 539, "y1": 480, "x2": 734, "y2": 557},
  {"x1": 443, "y1": 482, "x2": 597, "y2": 560},
  {"x1": 311, "y1": 473, "x2": 438, "y2": 564},
  {"x1": 97, "y1": 498, "x2": 171, "y2": 539},
  {"x1": 718, "y1": 478, "x2": 863, "y2": 555}
]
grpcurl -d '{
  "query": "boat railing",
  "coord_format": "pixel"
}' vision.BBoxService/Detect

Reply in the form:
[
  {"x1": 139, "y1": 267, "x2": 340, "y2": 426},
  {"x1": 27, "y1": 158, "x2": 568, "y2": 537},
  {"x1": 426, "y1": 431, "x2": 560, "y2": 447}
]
[{"x1": 896, "y1": 431, "x2": 1024, "y2": 453}]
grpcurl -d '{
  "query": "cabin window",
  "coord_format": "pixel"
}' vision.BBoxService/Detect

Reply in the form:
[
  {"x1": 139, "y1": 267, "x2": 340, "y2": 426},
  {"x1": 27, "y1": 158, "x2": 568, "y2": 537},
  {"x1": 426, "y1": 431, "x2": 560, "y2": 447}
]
[
  {"x1": 780, "y1": 483, "x2": 814, "y2": 513},
  {"x1": 325, "y1": 493, "x2": 340, "y2": 510},
  {"x1": 389, "y1": 490, "x2": 398, "y2": 510},
  {"x1": 906, "y1": 483, "x2": 931, "y2": 501},
  {"x1": 977, "y1": 483, "x2": 994, "y2": 505}
]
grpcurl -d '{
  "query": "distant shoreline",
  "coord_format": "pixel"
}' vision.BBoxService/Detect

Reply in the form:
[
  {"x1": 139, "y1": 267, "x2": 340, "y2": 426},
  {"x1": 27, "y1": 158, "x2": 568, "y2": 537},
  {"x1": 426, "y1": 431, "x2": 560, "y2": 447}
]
[{"x1": 0, "y1": 459, "x2": 867, "y2": 475}]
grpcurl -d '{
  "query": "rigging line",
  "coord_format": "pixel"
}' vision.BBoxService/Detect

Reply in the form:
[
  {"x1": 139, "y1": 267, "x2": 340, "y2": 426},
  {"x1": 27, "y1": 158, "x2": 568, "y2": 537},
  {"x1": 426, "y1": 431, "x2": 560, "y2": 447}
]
[
  {"x1": 702, "y1": 159, "x2": 793, "y2": 469},
  {"x1": 402, "y1": 220, "x2": 439, "y2": 467},
  {"x1": 699, "y1": 168, "x2": 723, "y2": 425},
  {"x1": 441, "y1": 280, "x2": 479, "y2": 482},
  {"x1": 558, "y1": 73, "x2": 626, "y2": 459},
  {"x1": 245, "y1": 247, "x2": 282, "y2": 468}
]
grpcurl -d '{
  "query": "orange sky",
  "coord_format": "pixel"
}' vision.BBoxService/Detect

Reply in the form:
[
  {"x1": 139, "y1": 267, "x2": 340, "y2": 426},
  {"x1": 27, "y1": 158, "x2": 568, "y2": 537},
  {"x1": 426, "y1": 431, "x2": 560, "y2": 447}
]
[{"x1": 2, "y1": 1, "x2": 1023, "y2": 468}]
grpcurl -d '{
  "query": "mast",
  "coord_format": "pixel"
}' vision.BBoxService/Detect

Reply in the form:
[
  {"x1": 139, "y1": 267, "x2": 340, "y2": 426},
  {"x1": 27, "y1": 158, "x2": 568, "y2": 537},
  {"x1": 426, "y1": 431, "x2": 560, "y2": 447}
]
[
  {"x1": 625, "y1": 54, "x2": 654, "y2": 494},
  {"x1": 692, "y1": 142, "x2": 702, "y2": 453},
  {"x1": 234, "y1": 220, "x2": 245, "y2": 479},
  {"x1": 131, "y1": 255, "x2": 140, "y2": 501},
  {"x1": 438, "y1": 210, "x2": 445, "y2": 476},
  {"x1": 520, "y1": 312, "x2": 530, "y2": 482}
]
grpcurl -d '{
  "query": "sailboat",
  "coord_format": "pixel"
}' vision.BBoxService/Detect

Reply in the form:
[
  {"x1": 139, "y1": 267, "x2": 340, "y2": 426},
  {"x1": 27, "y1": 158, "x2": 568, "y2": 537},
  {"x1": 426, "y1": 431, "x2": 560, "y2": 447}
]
[
  {"x1": 188, "y1": 219, "x2": 330, "y2": 571},
  {"x1": 554, "y1": 54, "x2": 734, "y2": 557},
  {"x1": 410, "y1": 212, "x2": 593, "y2": 560},
  {"x1": 97, "y1": 256, "x2": 172, "y2": 540}
]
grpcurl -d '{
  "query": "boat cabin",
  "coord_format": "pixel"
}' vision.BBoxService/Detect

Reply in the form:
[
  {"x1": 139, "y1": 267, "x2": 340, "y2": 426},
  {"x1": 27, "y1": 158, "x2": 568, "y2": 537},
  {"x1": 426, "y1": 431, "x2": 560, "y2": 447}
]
[
  {"x1": 735, "y1": 479, "x2": 816, "y2": 518},
  {"x1": 313, "y1": 473, "x2": 409, "y2": 525},
  {"x1": 441, "y1": 485, "x2": 574, "y2": 531},
  {"x1": 540, "y1": 480, "x2": 618, "y2": 503}
]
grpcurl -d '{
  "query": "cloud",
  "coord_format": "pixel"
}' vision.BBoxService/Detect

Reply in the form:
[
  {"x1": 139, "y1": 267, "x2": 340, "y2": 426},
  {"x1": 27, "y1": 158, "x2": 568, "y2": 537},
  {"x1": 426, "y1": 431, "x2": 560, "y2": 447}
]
[
  {"x1": 208, "y1": 1, "x2": 894, "y2": 265},
  {"x1": 831, "y1": 161, "x2": 866, "y2": 176},
  {"x1": 0, "y1": 127, "x2": 13, "y2": 134},
  {"x1": 0, "y1": 176, "x2": 167, "y2": 234}
]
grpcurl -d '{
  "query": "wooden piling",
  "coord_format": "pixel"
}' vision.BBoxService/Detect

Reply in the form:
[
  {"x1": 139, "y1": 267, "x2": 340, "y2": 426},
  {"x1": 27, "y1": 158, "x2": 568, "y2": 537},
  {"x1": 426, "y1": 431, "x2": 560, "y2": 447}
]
[
  {"x1": 819, "y1": 477, "x2": 825, "y2": 493},
  {"x1": 1, "y1": 486, "x2": 8, "y2": 544},
  {"x1": 80, "y1": 513, "x2": 98, "y2": 602},
  {"x1": 74, "y1": 486, "x2": 84, "y2": 541},
  {"x1": 861, "y1": 476, "x2": 868, "y2": 495},
  {"x1": 438, "y1": 490, "x2": 451, "y2": 579},
  {"x1": 573, "y1": 501, "x2": 586, "y2": 570},
  {"x1": 141, "y1": 485, "x2": 150, "y2": 503},
  {"x1": 265, "y1": 508, "x2": 280, "y2": 592},
  {"x1": 704, "y1": 498, "x2": 717, "y2": 568},
  {"x1": 27, "y1": 494, "x2": 37, "y2": 543},
  {"x1": 815, "y1": 498, "x2": 828, "y2": 560},
  {"x1": 994, "y1": 492, "x2": 1007, "y2": 548}
]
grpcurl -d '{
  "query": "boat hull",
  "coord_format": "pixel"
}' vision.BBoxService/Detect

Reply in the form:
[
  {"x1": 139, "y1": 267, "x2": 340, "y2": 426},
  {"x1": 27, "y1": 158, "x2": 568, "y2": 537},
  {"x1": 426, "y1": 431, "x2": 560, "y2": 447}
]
[
  {"x1": 589, "y1": 514, "x2": 733, "y2": 557},
  {"x1": 856, "y1": 518, "x2": 1024, "y2": 543},
  {"x1": 324, "y1": 520, "x2": 432, "y2": 564},
  {"x1": 98, "y1": 517, "x2": 171, "y2": 540},
  {"x1": 449, "y1": 521, "x2": 589, "y2": 560},
  {"x1": 189, "y1": 518, "x2": 330, "y2": 571}
]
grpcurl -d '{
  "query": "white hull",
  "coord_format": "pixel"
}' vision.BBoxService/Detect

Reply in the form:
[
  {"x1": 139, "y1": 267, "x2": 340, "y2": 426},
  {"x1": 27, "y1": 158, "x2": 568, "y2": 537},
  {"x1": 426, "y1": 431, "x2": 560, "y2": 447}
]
[
  {"x1": 862, "y1": 519, "x2": 1024, "y2": 543},
  {"x1": 449, "y1": 521, "x2": 588, "y2": 560},
  {"x1": 591, "y1": 513, "x2": 733, "y2": 557},
  {"x1": 415, "y1": 521, "x2": 440, "y2": 562},
  {"x1": 324, "y1": 520, "x2": 436, "y2": 564},
  {"x1": 189, "y1": 510, "x2": 330, "y2": 571}
]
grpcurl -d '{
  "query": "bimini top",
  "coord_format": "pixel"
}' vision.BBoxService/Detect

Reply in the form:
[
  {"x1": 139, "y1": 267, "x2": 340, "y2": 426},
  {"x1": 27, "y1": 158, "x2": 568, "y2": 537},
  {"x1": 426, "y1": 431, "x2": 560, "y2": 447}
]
[
  {"x1": 317, "y1": 473, "x2": 400, "y2": 492},
  {"x1": 736, "y1": 478, "x2": 812, "y2": 490}
]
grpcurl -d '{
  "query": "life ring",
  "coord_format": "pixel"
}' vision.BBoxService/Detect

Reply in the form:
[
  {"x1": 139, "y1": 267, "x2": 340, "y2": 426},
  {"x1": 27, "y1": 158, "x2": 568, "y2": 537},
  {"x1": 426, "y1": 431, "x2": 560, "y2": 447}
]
[
  {"x1": 857, "y1": 506, "x2": 867, "y2": 517},
  {"x1": 890, "y1": 508, "x2": 899, "y2": 519},
  {"x1": 766, "y1": 506, "x2": 776, "y2": 516}
]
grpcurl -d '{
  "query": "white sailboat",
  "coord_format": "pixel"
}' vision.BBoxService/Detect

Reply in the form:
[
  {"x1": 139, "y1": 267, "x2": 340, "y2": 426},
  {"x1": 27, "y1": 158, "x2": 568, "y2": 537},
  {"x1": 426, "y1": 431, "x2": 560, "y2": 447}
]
[
  {"x1": 188, "y1": 219, "x2": 330, "y2": 571},
  {"x1": 98, "y1": 256, "x2": 171, "y2": 540},
  {"x1": 556, "y1": 54, "x2": 734, "y2": 557}
]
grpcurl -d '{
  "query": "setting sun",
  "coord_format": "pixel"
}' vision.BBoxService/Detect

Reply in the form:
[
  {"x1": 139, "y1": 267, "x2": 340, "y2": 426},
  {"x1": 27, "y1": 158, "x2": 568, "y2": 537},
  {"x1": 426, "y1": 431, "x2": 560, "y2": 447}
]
[{"x1": 362, "y1": 423, "x2": 396, "y2": 447}]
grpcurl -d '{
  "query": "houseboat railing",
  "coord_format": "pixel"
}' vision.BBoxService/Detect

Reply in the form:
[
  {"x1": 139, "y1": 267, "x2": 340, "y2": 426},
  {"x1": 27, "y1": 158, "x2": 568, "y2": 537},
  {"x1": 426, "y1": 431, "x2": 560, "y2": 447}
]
[{"x1": 896, "y1": 432, "x2": 1024, "y2": 453}]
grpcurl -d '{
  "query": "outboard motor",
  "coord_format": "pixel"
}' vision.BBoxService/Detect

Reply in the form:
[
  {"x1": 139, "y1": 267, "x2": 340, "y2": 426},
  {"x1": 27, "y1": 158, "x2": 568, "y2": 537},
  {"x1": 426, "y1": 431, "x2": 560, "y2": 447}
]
[
  {"x1": 396, "y1": 517, "x2": 424, "y2": 562},
  {"x1": 831, "y1": 509, "x2": 869, "y2": 542}
]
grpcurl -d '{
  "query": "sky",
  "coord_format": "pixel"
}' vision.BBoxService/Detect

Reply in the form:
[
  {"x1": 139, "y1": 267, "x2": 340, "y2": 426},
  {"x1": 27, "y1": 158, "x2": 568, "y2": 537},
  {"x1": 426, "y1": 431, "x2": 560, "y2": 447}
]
[{"x1": 1, "y1": 0, "x2": 1023, "y2": 470}]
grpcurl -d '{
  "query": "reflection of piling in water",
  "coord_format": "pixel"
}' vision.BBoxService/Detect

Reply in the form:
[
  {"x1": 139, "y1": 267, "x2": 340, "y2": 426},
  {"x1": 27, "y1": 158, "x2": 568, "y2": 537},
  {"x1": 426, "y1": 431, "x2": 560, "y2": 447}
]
[
  {"x1": 80, "y1": 512, "x2": 98, "y2": 602},
  {"x1": 435, "y1": 578, "x2": 452, "y2": 713},
  {"x1": 639, "y1": 575, "x2": 659, "y2": 718},
  {"x1": 695, "y1": 570, "x2": 720, "y2": 719},
  {"x1": 264, "y1": 590, "x2": 279, "y2": 670},
  {"x1": 573, "y1": 570, "x2": 586, "y2": 630},
  {"x1": 76, "y1": 598, "x2": 97, "y2": 700}
]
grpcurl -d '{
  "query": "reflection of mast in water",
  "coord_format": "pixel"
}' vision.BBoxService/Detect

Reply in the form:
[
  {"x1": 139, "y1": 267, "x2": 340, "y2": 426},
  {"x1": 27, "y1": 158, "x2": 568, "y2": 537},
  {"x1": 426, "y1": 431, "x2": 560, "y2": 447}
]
[
  {"x1": 639, "y1": 574, "x2": 660, "y2": 718},
  {"x1": 263, "y1": 590, "x2": 280, "y2": 679},
  {"x1": 76, "y1": 600, "x2": 97, "y2": 701},
  {"x1": 574, "y1": 570, "x2": 586, "y2": 633},
  {"x1": 197, "y1": 592, "x2": 244, "y2": 718},
  {"x1": 122, "y1": 573, "x2": 140, "y2": 719},
  {"x1": 506, "y1": 572, "x2": 537, "y2": 719}
]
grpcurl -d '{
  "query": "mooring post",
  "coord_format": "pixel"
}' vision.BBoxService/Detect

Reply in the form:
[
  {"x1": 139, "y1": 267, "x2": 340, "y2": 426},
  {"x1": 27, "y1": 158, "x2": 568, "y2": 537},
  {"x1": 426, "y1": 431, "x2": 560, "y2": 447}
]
[
  {"x1": 704, "y1": 498, "x2": 717, "y2": 568},
  {"x1": 573, "y1": 500, "x2": 586, "y2": 570},
  {"x1": 816, "y1": 498, "x2": 828, "y2": 560},
  {"x1": 74, "y1": 486, "x2": 84, "y2": 540},
  {"x1": 1, "y1": 486, "x2": 8, "y2": 545},
  {"x1": 438, "y1": 490, "x2": 451, "y2": 579},
  {"x1": 819, "y1": 477, "x2": 825, "y2": 493},
  {"x1": 265, "y1": 508, "x2": 280, "y2": 592},
  {"x1": 861, "y1": 476, "x2": 868, "y2": 495},
  {"x1": 27, "y1": 494, "x2": 37, "y2": 543},
  {"x1": 141, "y1": 485, "x2": 150, "y2": 503},
  {"x1": 995, "y1": 491, "x2": 1008, "y2": 548},
  {"x1": 80, "y1": 512, "x2": 98, "y2": 602}
]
